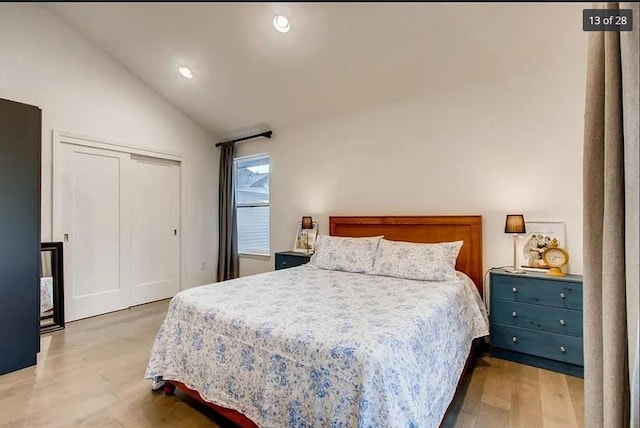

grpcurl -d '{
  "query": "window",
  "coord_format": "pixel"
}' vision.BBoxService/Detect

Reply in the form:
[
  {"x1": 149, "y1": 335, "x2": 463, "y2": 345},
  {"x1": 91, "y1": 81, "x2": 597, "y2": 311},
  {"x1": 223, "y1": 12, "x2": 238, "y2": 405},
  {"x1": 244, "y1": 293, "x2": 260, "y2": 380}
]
[{"x1": 235, "y1": 154, "x2": 270, "y2": 255}]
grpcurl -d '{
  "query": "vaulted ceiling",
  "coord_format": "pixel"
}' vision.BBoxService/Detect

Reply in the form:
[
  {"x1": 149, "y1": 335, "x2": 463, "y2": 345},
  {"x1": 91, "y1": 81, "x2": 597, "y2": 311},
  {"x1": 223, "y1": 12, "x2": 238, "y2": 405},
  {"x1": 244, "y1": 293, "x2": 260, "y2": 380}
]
[{"x1": 47, "y1": 3, "x2": 585, "y2": 138}]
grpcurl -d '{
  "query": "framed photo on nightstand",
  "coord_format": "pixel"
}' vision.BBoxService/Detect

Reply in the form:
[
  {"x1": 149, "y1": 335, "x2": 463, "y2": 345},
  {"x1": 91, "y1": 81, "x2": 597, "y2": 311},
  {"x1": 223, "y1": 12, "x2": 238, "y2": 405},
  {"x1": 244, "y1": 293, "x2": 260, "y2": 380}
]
[
  {"x1": 517, "y1": 221, "x2": 566, "y2": 271},
  {"x1": 293, "y1": 221, "x2": 318, "y2": 254}
]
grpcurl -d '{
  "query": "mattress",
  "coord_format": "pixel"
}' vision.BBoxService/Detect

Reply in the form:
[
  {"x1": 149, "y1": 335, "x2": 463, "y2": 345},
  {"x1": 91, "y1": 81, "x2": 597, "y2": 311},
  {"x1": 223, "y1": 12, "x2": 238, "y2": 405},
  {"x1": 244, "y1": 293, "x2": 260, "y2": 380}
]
[{"x1": 145, "y1": 266, "x2": 489, "y2": 427}]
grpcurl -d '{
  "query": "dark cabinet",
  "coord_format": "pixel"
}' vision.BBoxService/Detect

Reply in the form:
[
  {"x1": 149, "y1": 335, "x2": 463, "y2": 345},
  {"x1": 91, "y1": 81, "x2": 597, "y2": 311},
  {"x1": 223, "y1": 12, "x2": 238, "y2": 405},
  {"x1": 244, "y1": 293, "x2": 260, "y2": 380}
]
[{"x1": 0, "y1": 98, "x2": 41, "y2": 375}]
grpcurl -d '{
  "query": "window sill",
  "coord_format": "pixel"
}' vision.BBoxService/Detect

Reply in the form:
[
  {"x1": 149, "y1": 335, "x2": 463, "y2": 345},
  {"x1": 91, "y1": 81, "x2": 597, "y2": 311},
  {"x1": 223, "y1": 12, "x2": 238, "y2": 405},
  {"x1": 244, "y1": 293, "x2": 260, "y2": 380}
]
[{"x1": 239, "y1": 252, "x2": 271, "y2": 261}]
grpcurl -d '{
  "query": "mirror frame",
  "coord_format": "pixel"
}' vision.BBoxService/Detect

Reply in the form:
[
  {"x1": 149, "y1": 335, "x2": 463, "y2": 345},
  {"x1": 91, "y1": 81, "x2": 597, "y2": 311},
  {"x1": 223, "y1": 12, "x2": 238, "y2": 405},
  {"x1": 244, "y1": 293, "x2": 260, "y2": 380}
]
[{"x1": 41, "y1": 242, "x2": 65, "y2": 333}]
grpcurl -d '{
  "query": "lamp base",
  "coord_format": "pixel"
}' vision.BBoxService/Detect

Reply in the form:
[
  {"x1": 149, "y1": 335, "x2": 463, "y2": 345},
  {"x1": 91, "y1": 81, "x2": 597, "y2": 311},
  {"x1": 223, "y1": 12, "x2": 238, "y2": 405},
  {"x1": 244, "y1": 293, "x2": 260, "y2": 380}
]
[{"x1": 504, "y1": 267, "x2": 527, "y2": 274}]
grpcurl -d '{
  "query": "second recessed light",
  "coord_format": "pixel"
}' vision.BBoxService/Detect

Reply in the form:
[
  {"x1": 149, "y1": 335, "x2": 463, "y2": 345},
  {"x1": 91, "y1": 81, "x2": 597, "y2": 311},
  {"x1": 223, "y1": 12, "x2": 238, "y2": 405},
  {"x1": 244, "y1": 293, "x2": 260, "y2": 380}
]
[
  {"x1": 179, "y1": 66, "x2": 193, "y2": 79},
  {"x1": 273, "y1": 15, "x2": 290, "y2": 33}
]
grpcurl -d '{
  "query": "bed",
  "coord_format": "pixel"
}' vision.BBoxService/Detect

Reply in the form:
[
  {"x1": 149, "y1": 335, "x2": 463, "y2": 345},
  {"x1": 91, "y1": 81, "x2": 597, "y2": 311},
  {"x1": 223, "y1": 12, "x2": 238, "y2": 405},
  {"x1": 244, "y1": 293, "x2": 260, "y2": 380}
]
[{"x1": 146, "y1": 215, "x2": 488, "y2": 427}]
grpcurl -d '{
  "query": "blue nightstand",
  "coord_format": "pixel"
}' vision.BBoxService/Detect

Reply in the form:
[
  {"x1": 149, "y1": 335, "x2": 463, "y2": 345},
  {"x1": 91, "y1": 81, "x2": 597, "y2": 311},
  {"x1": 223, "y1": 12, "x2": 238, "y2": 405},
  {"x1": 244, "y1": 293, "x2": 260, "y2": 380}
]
[{"x1": 489, "y1": 268, "x2": 584, "y2": 377}]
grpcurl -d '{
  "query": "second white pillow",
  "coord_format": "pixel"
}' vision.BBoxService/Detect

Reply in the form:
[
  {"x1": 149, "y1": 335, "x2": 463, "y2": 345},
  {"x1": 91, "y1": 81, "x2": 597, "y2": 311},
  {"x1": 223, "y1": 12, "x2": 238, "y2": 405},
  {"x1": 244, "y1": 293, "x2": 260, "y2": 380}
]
[{"x1": 370, "y1": 239, "x2": 463, "y2": 281}]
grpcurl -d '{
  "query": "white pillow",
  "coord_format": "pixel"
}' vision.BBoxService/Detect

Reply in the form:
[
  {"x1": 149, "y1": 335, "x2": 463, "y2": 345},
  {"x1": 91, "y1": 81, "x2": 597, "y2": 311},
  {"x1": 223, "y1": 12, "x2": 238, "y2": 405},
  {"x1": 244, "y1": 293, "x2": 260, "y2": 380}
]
[
  {"x1": 309, "y1": 235, "x2": 382, "y2": 273},
  {"x1": 370, "y1": 239, "x2": 463, "y2": 281}
]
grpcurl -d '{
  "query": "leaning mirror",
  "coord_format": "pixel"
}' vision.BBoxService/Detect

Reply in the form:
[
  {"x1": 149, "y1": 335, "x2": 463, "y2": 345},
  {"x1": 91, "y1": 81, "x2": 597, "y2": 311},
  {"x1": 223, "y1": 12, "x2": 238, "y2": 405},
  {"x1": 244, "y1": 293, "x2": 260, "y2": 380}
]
[{"x1": 41, "y1": 242, "x2": 65, "y2": 333}]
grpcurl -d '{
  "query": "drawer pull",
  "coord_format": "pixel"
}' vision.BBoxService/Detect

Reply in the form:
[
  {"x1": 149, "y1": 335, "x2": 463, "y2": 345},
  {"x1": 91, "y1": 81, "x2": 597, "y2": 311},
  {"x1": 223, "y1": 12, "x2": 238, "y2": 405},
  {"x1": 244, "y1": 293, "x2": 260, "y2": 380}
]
[
  {"x1": 559, "y1": 319, "x2": 566, "y2": 326},
  {"x1": 560, "y1": 346, "x2": 566, "y2": 353},
  {"x1": 512, "y1": 336, "x2": 518, "y2": 343},
  {"x1": 512, "y1": 287, "x2": 517, "y2": 293},
  {"x1": 512, "y1": 311, "x2": 517, "y2": 317},
  {"x1": 560, "y1": 292, "x2": 566, "y2": 299}
]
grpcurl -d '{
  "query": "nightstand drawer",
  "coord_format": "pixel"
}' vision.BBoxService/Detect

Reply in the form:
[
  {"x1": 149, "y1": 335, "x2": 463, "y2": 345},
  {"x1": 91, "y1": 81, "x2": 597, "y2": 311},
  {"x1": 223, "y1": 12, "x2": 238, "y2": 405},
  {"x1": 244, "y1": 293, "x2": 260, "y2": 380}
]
[
  {"x1": 492, "y1": 274, "x2": 582, "y2": 310},
  {"x1": 492, "y1": 324, "x2": 583, "y2": 366},
  {"x1": 492, "y1": 299, "x2": 583, "y2": 337},
  {"x1": 275, "y1": 252, "x2": 311, "y2": 270}
]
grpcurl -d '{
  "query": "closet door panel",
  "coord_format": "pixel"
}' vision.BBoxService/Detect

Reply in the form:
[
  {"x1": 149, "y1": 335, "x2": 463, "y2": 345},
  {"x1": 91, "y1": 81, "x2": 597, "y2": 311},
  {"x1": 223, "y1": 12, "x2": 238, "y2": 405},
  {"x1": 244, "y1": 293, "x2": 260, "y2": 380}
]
[
  {"x1": 58, "y1": 143, "x2": 130, "y2": 321},
  {"x1": 130, "y1": 156, "x2": 180, "y2": 305}
]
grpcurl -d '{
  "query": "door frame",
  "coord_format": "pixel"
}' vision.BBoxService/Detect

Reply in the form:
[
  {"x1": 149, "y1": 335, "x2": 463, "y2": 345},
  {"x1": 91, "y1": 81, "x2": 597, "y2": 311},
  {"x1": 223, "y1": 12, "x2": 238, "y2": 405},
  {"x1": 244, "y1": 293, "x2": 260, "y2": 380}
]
[{"x1": 52, "y1": 130, "x2": 185, "y2": 300}]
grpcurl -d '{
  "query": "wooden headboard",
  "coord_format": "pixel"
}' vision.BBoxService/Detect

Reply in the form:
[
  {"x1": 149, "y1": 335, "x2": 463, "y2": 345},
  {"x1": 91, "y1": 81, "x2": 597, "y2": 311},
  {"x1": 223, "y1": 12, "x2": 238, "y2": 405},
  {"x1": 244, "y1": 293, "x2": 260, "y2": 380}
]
[{"x1": 329, "y1": 216, "x2": 483, "y2": 295}]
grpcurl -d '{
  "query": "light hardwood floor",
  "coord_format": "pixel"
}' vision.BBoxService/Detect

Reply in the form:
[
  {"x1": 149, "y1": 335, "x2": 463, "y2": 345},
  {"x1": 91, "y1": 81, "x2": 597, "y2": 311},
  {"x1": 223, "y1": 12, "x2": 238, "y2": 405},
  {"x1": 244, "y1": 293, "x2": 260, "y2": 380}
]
[{"x1": 0, "y1": 300, "x2": 584, "y2": 428}]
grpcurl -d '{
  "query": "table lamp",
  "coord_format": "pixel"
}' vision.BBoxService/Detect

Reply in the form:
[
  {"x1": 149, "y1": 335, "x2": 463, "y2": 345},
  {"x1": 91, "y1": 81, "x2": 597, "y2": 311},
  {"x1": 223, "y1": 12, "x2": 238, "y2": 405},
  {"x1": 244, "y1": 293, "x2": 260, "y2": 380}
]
[
  {"x1": 301, "y1": 216, "x2": 313, "y2": 255},
  {"x1": 504, "y1": 214, "x2": 526, "y2": 274}
]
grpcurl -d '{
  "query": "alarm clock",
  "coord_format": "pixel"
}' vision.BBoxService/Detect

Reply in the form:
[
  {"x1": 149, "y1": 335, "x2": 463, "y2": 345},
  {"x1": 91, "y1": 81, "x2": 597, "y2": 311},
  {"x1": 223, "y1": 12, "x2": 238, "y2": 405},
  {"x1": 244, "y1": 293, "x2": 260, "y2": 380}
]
[{"x1": 542, "y1": 238, "x2": 570, "y2": 277}]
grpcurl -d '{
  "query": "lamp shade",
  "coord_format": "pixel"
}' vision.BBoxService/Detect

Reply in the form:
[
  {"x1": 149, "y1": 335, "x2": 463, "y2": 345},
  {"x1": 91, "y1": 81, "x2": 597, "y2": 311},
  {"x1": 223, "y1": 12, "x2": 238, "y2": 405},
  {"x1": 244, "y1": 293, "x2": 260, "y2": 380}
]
[
  {"x1": 301, "y1": 216, "x2": 313, "y2": 230},
  {"x1": 504, "y1": 214, "x2": 526, "y2": 234}
]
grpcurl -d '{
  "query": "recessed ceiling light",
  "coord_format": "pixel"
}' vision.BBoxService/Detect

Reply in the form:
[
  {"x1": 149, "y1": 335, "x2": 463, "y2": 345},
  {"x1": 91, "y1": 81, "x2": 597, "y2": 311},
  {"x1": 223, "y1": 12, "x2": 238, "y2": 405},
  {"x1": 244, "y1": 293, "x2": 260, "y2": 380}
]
[
  {"x1": 179, "y1": 66, "x2": 193, "y2": 79},
  {"x1": 273, "y1": 15, "x2": 290, "y2": 33}
]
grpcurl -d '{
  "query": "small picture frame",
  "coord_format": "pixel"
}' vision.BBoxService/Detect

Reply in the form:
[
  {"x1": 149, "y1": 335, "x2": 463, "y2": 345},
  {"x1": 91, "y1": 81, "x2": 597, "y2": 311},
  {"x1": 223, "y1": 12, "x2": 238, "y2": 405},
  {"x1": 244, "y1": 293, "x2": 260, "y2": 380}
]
[
  {"x1": 293, "y1": 221, "x2": 318, "y2": 254},
  {"x1": 517, "y1": 221, "x2": 567, "y2": 271}
]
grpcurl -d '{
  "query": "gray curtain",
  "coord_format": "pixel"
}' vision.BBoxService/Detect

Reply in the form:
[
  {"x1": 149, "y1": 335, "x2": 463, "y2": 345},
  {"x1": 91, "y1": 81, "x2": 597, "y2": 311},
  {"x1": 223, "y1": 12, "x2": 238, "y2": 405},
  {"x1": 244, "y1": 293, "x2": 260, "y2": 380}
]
[
  {"x1": 217, "y1": 142, "x2": 239, "y2": 282},
  {"x1": 583, "y1": 3, "x2": 638, "y2": 427}
]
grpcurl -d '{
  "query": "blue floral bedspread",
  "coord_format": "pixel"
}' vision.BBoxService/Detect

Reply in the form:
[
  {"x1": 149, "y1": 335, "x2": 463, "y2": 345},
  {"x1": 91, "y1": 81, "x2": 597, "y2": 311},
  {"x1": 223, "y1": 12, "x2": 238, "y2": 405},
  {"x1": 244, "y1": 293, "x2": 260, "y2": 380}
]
[{"x1": 145, "y1": 266, "x2": 489, "y2": 427}]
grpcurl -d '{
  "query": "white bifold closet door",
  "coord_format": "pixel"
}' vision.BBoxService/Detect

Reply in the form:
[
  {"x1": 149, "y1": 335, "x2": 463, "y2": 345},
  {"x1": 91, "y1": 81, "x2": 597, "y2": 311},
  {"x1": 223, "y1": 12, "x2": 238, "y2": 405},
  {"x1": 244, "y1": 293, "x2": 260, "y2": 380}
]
[
  {"x1": 58, "y1": 143, "x2": 131, "y2": 321},
  {"x1": 130, "y1": 155, "x2": 180, "y2": 306},
  {"x1": 57, "y1": 143, "x2": 180, "y2": 322}
]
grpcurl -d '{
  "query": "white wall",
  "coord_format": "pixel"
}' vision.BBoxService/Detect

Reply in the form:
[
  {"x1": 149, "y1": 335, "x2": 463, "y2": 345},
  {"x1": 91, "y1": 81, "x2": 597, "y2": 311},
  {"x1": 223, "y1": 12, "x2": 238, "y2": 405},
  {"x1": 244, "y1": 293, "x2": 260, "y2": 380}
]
[
  {"x1": 237, "y1": 42, "x2": 588, "y2": 279},
  {"x1": 0, "y1": 4, "x2": 218, "y2": 289}
]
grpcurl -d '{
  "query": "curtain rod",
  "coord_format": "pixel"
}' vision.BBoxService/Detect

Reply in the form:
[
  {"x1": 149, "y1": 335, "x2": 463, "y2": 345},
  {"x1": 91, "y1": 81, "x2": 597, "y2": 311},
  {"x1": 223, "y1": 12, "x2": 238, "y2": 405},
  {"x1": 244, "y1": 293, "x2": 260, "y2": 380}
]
[{"x1": 215, "y1": 130, "x2": 272, "y2": 147}]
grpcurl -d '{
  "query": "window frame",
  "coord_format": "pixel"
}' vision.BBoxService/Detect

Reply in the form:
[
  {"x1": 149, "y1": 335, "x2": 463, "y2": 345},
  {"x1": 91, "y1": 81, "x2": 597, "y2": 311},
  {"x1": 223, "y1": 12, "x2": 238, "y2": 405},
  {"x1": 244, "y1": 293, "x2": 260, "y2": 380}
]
[{"x1": 234, "y1": 153, "x2": 270, "y2": 257}]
